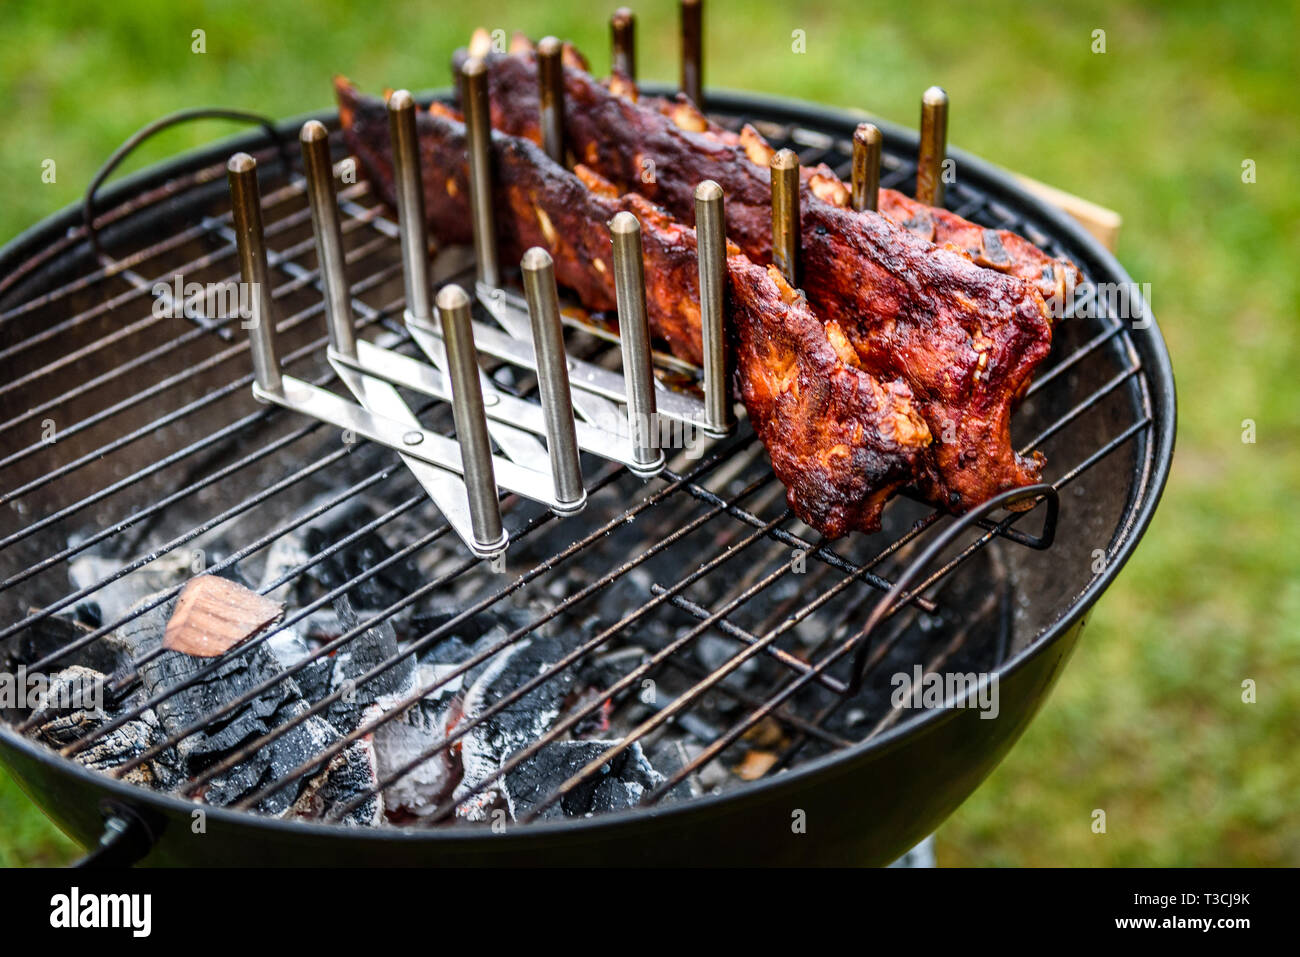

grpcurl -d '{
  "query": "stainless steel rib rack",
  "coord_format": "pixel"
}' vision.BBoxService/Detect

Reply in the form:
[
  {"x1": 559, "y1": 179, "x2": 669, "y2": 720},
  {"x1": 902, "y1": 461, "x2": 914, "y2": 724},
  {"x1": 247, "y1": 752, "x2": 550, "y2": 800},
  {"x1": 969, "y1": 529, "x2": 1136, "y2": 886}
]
[{"x1": 228, "y1": 58, "x2": 748, "y2": 559}]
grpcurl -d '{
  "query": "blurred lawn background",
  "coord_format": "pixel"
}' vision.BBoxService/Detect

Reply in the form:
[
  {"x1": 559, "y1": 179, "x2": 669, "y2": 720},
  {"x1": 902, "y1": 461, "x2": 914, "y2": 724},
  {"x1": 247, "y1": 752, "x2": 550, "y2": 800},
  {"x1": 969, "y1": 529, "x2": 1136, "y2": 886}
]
[{"x1": 1, "y1": 0, "x2": 1296, "y2": 866}]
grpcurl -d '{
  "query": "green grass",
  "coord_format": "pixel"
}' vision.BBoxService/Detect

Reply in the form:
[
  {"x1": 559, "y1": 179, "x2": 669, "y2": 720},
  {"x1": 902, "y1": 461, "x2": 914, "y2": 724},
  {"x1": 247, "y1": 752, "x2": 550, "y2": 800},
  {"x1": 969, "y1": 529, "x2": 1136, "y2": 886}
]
[
  {"x1": 0, "y1": 768, "x2": 77, "y2": 867},
  {"x1": 1, "y1": 0, "x2": 1296, "y2": 866}
]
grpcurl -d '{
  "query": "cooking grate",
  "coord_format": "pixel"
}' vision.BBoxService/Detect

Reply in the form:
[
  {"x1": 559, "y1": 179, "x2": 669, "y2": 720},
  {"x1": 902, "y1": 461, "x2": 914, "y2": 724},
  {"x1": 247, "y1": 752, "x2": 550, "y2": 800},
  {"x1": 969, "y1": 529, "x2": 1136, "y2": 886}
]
[{"x1": 0, "y1": 88, "x2": 1156, "y2": 830}]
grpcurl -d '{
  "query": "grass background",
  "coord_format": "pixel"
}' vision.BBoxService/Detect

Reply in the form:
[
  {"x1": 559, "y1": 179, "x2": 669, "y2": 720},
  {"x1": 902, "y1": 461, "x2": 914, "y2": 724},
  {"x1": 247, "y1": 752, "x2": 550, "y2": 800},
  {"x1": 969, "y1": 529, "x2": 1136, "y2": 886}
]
[{"x1": 1, "y1": 0, "x2": 1296, "y2": 866}]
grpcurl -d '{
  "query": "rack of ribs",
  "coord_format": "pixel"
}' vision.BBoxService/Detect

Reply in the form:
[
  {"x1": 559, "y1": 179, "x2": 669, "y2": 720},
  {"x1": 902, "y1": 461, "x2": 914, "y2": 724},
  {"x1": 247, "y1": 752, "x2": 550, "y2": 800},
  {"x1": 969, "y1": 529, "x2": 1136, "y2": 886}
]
[
  {"x1": 452, "y1": 44, "x2": 1061, "y2": 511},
  {"x1": 335, "y1": 50, "x2": 1055, "y2": 531},
  {"x1": 460, "y1": 39, "x2": 1081, "y2": 305},
  {"x1": 338, "y1": 80, "x2": 930, "y2": 536}
]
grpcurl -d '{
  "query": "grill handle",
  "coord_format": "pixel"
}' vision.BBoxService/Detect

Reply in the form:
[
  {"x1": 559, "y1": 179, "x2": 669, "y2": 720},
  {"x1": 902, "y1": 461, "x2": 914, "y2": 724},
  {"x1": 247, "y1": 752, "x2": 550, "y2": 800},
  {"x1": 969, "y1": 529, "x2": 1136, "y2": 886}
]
[
  {"x1": 845, "y1": 483, "x2": 1060, "y2": 695},
  {"x1": 83, "y1": 107, "x2": 289, "y2": 261},
  {"x1": 71, "y1": 801, "x2": 159, "y2": 869}
]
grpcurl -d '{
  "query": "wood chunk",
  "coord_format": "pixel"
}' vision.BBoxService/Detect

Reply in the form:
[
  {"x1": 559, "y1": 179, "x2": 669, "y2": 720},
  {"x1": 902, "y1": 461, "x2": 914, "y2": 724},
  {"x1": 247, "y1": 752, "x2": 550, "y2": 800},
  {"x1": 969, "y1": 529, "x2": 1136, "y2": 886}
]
[
  {"x1": 733, "y1": 749, "x2": 779, "y2": 781},
  {"x1": 1013, "y1": 173, "x2": 1123, "y2": 252},
  {"x1": 163, "y1": 576, "x2": 282, "y2": 658}
]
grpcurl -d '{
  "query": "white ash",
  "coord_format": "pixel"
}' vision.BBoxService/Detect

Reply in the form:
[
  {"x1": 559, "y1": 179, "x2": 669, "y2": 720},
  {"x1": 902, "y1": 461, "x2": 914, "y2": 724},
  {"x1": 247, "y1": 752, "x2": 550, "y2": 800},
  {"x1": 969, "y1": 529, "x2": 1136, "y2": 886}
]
[
  {"x1": 325, "y1": 595, "x2": 416, "y2": 735},
  {"x1": 369, "y1": 664, "x2": 464, "y2": 817},
  {"x1": 264, "y1": 626, "x2": 333, "y2": 705},
  {"x1": 20, "y1": 663, "x2": 108, "y2": 722},
  {"x1": 325, "y1": 596, "x2": 470, "y2": 818},
  {"x1": 503, "y1": 739, "x2": 664, "y2": 821},
  {"x1": 289, "y1": 736, "x2": 384, "y2": 827},
  {"x1": 257, "y1": 532, "x2": 311, "y2": 606},
  {"x1": 67, "y1": 550, "x2": 194, "y2": 629},
  {"x1": 453, "y1": 633, "x2": 577, "y2": 821},
  {"x1": 31, "y1": 666, "x2": 181, "y2": 791}
]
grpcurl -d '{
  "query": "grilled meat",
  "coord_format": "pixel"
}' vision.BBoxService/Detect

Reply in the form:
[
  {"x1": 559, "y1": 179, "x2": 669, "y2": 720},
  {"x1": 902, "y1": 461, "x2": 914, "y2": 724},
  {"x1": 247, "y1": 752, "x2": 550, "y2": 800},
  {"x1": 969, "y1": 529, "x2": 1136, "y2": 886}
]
[
  {"x1": 337, "y1": 79, "x2": 931, "y2": 534},
  {"x1": 728, "y1": 261, "x2": 932, "y2": 536},
  {"x1": 457, "y1": 50, "x2": 1051, "y2": 510},
  {"x1": 338, "y1": 80, "x2": 702, "y2": 363},
  {"x1": 462, "y1": 41, "x2": 1081, "y2": 305},
  {"x1": 677, "y1": 99, "x2": 1080, "y2": 306}
]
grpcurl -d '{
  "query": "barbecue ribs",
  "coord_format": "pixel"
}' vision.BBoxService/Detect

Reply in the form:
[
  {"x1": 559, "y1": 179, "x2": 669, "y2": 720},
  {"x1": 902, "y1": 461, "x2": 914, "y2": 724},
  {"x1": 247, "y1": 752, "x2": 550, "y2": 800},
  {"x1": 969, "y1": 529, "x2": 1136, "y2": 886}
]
[
  {"x1": 460, "y1": 37, "x2": 1081, "y2": 305},
  {"x1": 338, "y1": 80, "x2": 932, "y2": 535},
  {"x1": 335, "y1": 56, "x2": 1054, "y2": 529},
  {"x1": 728, "y1": 260, "x2": 933, "y2": 536},
  {"x1": 453, "y1": 47, "x2": 1054, "y2": 511}
]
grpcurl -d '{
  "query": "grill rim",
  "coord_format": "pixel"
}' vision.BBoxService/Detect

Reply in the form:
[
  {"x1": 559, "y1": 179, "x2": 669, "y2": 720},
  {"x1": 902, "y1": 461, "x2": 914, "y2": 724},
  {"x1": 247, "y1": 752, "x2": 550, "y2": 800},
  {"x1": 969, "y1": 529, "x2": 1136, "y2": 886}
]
[{"x1": 0, "y1": 87, "x2": 1176, "y2": 843}]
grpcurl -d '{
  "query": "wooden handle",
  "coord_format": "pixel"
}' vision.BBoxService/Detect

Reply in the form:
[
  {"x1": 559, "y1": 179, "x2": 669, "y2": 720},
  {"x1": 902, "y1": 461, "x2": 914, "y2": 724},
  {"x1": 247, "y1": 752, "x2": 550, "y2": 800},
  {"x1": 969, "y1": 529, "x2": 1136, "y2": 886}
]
[{"x1": 1013, "y1": 173, "x2": 1123, "y2": 253}]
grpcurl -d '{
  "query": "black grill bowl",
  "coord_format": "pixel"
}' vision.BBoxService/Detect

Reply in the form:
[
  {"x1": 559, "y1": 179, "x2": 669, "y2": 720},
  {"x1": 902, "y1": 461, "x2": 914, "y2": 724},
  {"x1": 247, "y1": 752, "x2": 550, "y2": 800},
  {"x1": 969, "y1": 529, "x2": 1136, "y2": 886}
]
[{"x1": 0, "y1": 89, "x2": 1174, "y2": 866}]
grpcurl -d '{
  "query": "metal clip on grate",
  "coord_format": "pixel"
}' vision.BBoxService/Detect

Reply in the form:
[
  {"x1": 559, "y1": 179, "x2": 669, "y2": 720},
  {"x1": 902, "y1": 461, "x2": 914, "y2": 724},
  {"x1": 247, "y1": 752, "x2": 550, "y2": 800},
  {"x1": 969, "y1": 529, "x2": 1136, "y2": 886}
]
[{"x1": 226, "y1": 60, "x2": 741, "y2": 559}]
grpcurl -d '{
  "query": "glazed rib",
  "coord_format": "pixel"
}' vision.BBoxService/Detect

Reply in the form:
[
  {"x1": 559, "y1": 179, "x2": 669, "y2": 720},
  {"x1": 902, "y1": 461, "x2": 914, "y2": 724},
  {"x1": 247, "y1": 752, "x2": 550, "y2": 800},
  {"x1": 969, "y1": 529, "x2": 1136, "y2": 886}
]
[
  {"x1": 464, "y1": 41, "x2": 1081, "y2": 305},
  {"x1": 336, "y1": 80, "x2": 931, "y2": 534},
  {"x1": 660, "y1": 94, "x2": 1081, "y2": 306},
  {"x1": 728, "y1": 261, "x2": 932, "y2": 536},
  {"x1": 460, "y1": 49, "x2": 1052, "y2": 510},
  {"x1": 338, "y1": 81, "x2": 700, "y2": 363}
]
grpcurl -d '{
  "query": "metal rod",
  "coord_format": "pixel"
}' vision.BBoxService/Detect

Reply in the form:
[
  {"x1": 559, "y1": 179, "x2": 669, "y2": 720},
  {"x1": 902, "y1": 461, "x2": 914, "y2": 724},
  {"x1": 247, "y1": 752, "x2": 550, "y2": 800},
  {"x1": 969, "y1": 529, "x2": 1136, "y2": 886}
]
[
  {"x1": 680, "y1": 0, "x2": 703, "y2": 108},
  {"x1": 537, "y1": 36, "x2": 566, "y2": 164},
  {"x1": 387, "y1": 89, "x2": 432, "y2": 321},
  {"x1": 462, "y1": 56, "x2": 500, "y2": 288},
  {"x1": 611, "y1": 7, "x2": 636, "y2": 81},
  {"x1": 694, "y1": 180, "x2": 732, "y2": 436},
  {"x1": 770, "y1": 148, "x2": 800, "y2": 286},
  {"x1": 437, "y1": 283, "x2": 507, "y2": 556},
  {"x1": 609, "y1": 211, "x2": 665, "y2": 476},
  {"x1": 521, "y1": 247, "x2": 586, "y2": 512},
  {"x1": 388, "y1": 91, "x2": 553, "y2": 471},
  {"x1": 226, "y1": 153, "x2": 282, "y2": 394},
  {"x1": 450, "y1": 52, "x2": 465, "y2": 107},
  {"x1": 917, "y1": 86, "x2": 949, "y2": 206},
  {"x1": 298, "y1": 120, "x2": 356, "y2": 359},
  {"x1": 851, "y1": 122, "x2": 882, "y2": 213}
]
